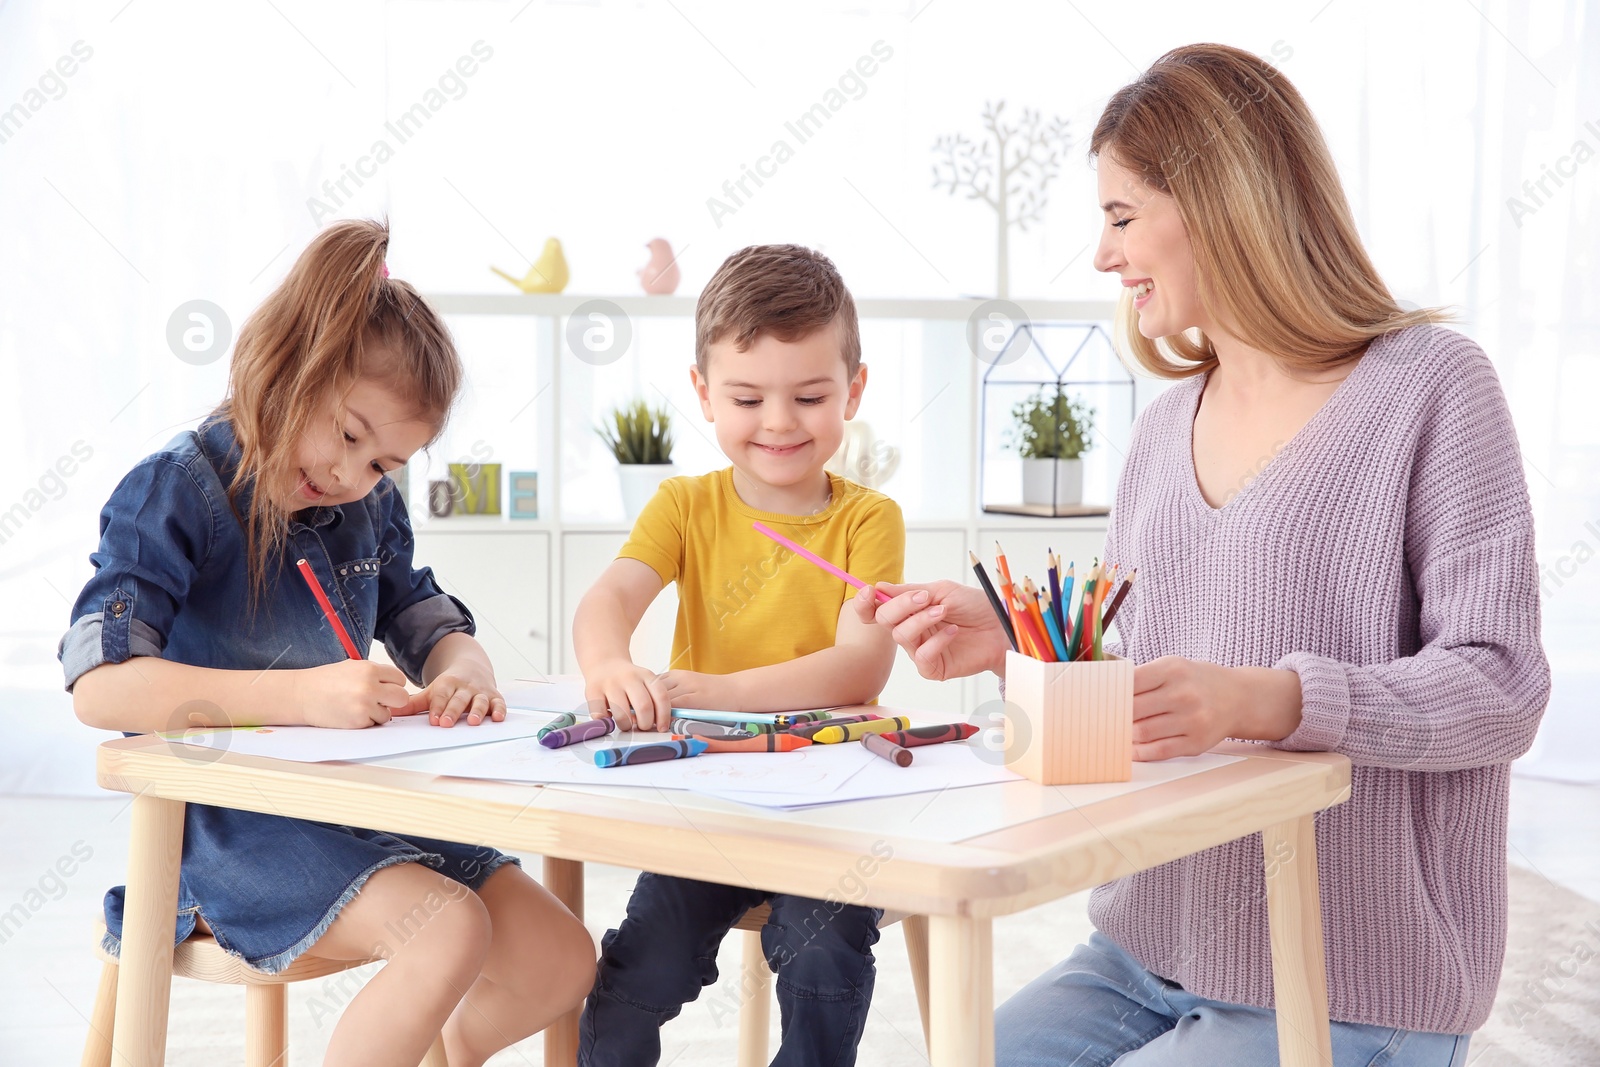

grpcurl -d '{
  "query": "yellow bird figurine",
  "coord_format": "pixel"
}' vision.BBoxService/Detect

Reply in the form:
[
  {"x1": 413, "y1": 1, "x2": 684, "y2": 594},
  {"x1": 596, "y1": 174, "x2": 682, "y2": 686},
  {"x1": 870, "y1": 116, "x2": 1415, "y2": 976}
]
[{"x1": 492, "y1": 237, "x2": 569, "y2": 293}]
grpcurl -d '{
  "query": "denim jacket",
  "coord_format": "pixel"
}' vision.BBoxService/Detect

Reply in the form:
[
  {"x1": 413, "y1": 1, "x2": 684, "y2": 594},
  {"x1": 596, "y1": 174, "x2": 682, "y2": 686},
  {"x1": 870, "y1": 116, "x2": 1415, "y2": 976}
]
[{"x1": 59, "y1": 417, "x2": 473, "y2": 692}]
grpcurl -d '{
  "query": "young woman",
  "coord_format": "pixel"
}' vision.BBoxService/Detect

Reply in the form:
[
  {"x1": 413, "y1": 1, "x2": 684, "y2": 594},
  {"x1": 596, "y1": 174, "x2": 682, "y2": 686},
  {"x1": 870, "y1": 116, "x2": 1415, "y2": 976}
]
[{"x1": 856, "y1": 43, "x2": 1546, "y2": 1066}]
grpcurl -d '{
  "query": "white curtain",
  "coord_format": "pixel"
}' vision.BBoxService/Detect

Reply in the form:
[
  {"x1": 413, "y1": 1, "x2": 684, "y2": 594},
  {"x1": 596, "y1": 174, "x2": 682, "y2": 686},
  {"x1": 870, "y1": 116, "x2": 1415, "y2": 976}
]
[{"x1": 1, "y1": 0, "x2": 1593, "y2": 791}]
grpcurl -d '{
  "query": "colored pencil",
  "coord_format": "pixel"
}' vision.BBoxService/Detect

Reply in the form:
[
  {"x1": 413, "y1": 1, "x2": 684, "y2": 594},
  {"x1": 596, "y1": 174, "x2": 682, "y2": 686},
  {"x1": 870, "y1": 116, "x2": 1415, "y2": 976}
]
[
  {"x1": 1101, "y1": 568, "x2": 1136, "y2": 629},
  {"x1": 1040, "y1": 592, "x2": 1070, "y2": 660},
  {"x1": 751, "y1": 520, "x2": 892, "y2": 603},
  {"x1": 1022, "y1": 580, "x2": 1058, "y2": 661},
  {"x1": 1047, "y1": 552, "x2": 1065, "y2": 635},
  {"x1": 1061, "y1": 563, "x2": 1076, "y2": 646},
  {"x1": 969, "y1": 551, "x2": 1019, "y2": 652},
  {"x1": 1012, "y1": 592, "x2": 1052, "y2": 661},
  {"x1": 295, "y1": 558, "x2": 361, "y2": 660}
]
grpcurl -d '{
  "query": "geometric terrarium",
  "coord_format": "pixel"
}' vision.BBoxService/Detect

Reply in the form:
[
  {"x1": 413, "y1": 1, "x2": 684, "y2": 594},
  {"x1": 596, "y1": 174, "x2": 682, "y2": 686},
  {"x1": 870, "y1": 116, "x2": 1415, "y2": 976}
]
[{"x1": 980, "y1": 321, "x2": 1134, "y2": 517}]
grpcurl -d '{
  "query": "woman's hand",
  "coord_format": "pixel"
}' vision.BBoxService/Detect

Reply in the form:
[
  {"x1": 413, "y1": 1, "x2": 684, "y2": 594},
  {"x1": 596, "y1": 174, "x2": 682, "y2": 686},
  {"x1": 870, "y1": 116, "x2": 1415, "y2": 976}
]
[
  {"x1": 405, "y1": 660, "x2": 507, "y2": 727},
  {"x1": 854, "y1": 581, "x2": 1011, "y2": 683},
  {"x1": 1133, "y1": 657, "x2": 1303, "y2": 760}
]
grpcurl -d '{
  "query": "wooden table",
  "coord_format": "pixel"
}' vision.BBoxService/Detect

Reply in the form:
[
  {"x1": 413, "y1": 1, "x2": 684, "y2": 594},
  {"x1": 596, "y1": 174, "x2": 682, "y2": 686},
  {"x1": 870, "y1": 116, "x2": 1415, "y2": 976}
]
[{"x1": 96, "y1": 730, "x2": 1349, "y2": 1067}]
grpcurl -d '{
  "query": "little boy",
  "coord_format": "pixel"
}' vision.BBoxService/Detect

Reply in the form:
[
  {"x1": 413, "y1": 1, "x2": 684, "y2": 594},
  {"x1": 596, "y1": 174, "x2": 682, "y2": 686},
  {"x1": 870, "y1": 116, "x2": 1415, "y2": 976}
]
[{"x1": 573, "y1": 244, "x2": 904, "y2": 1066}]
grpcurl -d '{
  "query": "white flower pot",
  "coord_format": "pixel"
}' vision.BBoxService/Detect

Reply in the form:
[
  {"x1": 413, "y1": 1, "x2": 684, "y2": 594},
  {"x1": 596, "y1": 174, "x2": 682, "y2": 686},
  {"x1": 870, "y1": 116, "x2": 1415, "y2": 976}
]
[
  {"x1": 1021, "y1": 457, "x2": 1083, "y2": 509},
  {"x1": 617, "y1": 463, "x2": 676, "y2": 520}
]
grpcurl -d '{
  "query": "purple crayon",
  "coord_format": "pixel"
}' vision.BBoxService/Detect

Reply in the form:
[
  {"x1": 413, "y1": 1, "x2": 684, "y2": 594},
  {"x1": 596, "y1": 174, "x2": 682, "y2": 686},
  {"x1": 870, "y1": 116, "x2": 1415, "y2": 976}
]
[
  {"x1": 539, "y1": 717, "x2": 616, "y2": 749},
  {"x1": 594, "y1": 738, "x2": 708, "y2": 768},
  {"x1": 878, "y1": 723, "x2": 980, "y2": 749}
]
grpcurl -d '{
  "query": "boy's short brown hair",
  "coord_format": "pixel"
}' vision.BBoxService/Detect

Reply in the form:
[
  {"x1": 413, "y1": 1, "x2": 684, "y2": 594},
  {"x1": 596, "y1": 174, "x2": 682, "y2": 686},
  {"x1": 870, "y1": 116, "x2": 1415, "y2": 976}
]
[{"x1": 695, "y1": 245, "x2": 860, "y2": 377}]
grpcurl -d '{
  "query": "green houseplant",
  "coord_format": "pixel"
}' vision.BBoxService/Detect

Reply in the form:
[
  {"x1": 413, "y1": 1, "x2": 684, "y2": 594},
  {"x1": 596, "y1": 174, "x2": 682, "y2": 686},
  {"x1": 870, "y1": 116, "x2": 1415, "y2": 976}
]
[
  {"x1": 598, "y1": 400, "x2": 677, "y2": 519},
  {"x1": 1009, "y1": 387, "x2": 1095, "y2": 508}
]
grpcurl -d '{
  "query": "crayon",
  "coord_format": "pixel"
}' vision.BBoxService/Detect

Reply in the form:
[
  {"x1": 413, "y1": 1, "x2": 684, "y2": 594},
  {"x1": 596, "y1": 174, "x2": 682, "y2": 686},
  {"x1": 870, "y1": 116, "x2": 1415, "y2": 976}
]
[
  {"x1": 539, "y1": 717, "x2": 616, "y2": 749},
  {"x1": 809, "y1": 716, "x2": 912, "y2": 744},
  {"x1": 594, "y1": 738, "x2": 708, "y2": 768},
  {"x1": 672, "y1": 733, "x2": 814, "y2": 753},
  {"x1": 671, "y1": 718, "x2": 763, "y2": 739},
  {"x1": 862, "y1": 732, "x2": 913, "y2": 767},
  {"x1": 785, "y1": 713, "x2": 883, "y2": 739},
  {"x1": 880, "y1": 723, "x2": 980, "y2": 749},
  {"x1": 774, "y1": 710, "x2": 833, "y2": 727},
  {"x1": 535, "y1": 712, "x2": 578, "y2": 740}
]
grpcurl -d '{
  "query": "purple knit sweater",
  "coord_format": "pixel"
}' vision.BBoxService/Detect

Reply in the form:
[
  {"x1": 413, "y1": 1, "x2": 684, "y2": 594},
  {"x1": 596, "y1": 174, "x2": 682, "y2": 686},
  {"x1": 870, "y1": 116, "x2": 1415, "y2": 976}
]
[{"x1": 1090, "y1": 325, "x2": 1550, "y2": 1034}]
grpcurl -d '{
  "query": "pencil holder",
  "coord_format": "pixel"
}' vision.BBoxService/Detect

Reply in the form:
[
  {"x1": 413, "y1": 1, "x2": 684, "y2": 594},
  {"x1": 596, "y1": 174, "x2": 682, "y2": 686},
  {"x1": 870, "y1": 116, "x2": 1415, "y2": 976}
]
[{"x1": 1003, "y1": 650, "x2": 1134, "y2": 785}]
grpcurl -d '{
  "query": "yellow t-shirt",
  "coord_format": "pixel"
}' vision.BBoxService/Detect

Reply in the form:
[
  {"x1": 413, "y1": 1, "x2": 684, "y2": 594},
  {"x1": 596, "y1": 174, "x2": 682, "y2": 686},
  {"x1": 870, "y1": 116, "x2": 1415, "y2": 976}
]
[{"x1": 618, "y1": 467, "x2": 905, "y2": 675}]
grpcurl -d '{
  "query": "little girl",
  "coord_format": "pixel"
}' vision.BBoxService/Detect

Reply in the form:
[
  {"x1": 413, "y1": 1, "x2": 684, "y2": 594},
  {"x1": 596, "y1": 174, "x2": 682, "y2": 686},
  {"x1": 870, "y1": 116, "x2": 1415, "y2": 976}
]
[{"x1": 61, "y1": 220, "x2": 595, "y2": 1067}]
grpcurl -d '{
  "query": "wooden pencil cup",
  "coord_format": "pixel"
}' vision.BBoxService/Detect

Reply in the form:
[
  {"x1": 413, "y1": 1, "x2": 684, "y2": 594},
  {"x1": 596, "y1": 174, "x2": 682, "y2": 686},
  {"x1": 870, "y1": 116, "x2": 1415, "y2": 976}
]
[{"x1": 1003, "y1": 650, "x2": 1134, "y2": 785}]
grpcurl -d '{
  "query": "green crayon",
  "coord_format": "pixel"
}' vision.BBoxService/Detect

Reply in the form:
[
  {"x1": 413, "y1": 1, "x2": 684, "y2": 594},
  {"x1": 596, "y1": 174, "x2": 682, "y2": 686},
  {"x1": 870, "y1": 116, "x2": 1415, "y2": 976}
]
[{"x1": 536, "y1": 712, "x2": 578, "y2": 740}]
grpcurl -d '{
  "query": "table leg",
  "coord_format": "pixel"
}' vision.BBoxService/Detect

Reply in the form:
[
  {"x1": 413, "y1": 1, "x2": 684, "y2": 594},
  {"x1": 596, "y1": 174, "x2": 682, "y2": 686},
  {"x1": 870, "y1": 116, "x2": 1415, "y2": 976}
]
[
  {"x1": 111, "y1": 795, "x2": 185, "y2": 1067},
  {"x1": 927, "y1": 914, "x2": 993, "y2": 1067},
  {"x1": 1263, "y1": 814, "x2": 1334, "y2": 1067},
  {"x1": 543, "y1": 857, "x2": 584, "y2": 1067}
]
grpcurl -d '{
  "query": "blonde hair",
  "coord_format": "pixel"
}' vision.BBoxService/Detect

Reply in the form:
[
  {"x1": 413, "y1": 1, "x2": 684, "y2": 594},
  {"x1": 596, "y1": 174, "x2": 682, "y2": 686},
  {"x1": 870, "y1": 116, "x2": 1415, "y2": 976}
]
[
  {"x1": 212, "y1": 219, "x2": 461, "y2": 596},
  {"x1": 1090, "y1": 43, "x2": 1446, "y2": 379}
]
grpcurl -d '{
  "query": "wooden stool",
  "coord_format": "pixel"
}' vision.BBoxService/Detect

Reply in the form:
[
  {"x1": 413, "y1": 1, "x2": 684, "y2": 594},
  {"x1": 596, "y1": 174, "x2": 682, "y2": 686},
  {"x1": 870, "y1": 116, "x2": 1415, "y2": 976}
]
[
  {"x1": 82, "y1": 921, "x2": 447, "y2": 1067},
  {"x1": 732, "y1": 905, "x2": 930, "y2": 1067}
]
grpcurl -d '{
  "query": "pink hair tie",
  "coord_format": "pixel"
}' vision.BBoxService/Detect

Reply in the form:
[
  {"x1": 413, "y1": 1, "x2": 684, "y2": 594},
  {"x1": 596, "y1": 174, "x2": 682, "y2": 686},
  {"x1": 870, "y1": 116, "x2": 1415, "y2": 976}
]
[{"x1": 382, "y1": 262, "x2": 391, "y2": 278}]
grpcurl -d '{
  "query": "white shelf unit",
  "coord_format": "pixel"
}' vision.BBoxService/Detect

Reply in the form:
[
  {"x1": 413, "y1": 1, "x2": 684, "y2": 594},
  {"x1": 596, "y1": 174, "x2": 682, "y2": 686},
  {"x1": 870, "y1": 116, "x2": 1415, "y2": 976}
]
[{"x1": 412, "y1": 293, "x2": 1119, "y2": 717}]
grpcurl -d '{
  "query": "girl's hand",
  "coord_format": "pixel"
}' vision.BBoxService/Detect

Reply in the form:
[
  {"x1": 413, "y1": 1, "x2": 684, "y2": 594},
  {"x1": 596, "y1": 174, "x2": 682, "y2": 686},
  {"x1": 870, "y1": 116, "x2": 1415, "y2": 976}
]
[
  {"x1": 1132, "y1": 657, "x2": 1304, "y2": 760},
  {"x1": 657, "y1": 670, "x2": 734, "y2": 715},
  {"x1": 295, "y1": 660, "x2": 413, "y2": 729},
  {"x1": 405, "y1": 662, "x2": 507, "y2": 727},
  {"x1": 855, "y1": 581, "x2": 1011, "y2": 683},
  {"x1": 584, "y1": 660, "x2": 671, "y2": 732}
]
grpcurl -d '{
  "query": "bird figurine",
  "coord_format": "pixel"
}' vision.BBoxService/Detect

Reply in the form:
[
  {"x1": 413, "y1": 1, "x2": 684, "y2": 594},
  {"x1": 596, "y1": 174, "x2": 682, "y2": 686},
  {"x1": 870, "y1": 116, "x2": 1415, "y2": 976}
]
[
  {"x1": 637, "y1": 237, "x2": 681, "y2": 295},
  {"x1": 492, "y1": 237, "x2": 569, "y2": 293}
]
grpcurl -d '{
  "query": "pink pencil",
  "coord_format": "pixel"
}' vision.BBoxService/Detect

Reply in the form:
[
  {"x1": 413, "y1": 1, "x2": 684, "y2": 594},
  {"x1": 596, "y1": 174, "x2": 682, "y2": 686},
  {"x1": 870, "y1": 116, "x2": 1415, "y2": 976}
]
[{"x1": 751, "y1": 521, "x2": 892, "y2": 604}]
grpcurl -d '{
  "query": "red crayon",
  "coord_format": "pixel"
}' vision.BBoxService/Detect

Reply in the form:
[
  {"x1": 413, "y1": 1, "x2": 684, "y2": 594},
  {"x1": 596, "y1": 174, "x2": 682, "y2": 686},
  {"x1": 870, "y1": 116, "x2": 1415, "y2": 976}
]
[
  {"x1": 672, "y1": 733, "x2": 814, "y2": 753},
  {"x1": 878, "y1": 723, "x2": 980, "y2": 749},
  {"x1": 862, "y1": 732, "x2": 913, "y2": 767}
]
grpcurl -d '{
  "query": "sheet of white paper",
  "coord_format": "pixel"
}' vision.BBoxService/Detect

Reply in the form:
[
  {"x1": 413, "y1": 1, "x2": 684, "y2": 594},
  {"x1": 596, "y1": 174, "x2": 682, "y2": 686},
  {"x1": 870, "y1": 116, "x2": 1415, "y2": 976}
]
[
  {"x1": 544, "y1": 752, "x2": 1247, "y2": 841},
  {"x1": 501, "y1": 680, "x2": 590, "y2": 714},
  {"x1": 697, "y1": 740, "x2": 1022, "y2": 807},
  {"x1": 383, "y1": 730, "x2": 881, "y2": 796},
  {"x1": 163, "y1": 709, "x2": 560, "y2": 763}
]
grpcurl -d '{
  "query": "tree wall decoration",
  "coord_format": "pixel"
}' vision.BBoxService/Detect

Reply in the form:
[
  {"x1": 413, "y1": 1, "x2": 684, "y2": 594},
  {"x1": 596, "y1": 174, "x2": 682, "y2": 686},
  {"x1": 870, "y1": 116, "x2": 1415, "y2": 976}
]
[{"x1": 931, "y1": 101, "x2": 1072, "y2": 298}]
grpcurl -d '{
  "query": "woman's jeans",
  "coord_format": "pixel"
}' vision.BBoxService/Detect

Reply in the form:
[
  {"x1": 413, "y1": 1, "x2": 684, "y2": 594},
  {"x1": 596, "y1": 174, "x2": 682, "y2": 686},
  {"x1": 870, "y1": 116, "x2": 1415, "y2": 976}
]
[{"x1": 995, "y1": 932, "x2": 1471, "y2": 1066}]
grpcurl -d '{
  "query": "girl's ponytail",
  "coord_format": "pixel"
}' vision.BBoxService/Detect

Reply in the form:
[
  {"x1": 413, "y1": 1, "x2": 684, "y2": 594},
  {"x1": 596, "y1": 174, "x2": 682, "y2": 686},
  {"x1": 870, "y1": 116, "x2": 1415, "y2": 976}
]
[{"x1": 216, "y1": 219, "x2": 461, "y2": 599}]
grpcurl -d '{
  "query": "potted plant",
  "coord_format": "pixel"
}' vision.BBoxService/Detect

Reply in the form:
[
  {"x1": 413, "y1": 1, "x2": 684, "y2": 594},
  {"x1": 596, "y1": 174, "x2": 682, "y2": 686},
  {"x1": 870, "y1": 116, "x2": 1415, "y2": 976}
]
[
  {"x1": 1009, "y1": 386, "x2": 1094, "y2": 509},
  {"x1": 598, "y1": 399, "x2": 676, "y2": 519}
]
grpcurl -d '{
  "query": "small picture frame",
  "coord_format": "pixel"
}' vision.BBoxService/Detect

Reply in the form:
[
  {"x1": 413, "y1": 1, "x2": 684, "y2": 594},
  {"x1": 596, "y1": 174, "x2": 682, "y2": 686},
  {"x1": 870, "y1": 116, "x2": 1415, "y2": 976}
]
[
  {"x1": 508, "y1": 470, "x2": 539, "y2": 519},
  {"x1": 448, "y1": 462, "x2": 502, "y2": 515}
]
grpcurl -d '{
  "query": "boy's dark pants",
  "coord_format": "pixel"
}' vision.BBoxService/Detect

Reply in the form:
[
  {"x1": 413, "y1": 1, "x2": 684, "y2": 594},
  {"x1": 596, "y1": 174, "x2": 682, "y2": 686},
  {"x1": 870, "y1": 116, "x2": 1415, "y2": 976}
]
[{"x1": 579, "y1": 871, "x2": 882, "y2": 1067}]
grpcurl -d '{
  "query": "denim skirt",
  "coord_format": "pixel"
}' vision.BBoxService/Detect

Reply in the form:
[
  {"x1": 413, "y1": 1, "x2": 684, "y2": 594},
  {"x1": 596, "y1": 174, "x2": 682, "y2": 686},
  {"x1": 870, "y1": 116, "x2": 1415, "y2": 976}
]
[{"x1": 100, "y1": 804, "x2": 518, "y2": 973}]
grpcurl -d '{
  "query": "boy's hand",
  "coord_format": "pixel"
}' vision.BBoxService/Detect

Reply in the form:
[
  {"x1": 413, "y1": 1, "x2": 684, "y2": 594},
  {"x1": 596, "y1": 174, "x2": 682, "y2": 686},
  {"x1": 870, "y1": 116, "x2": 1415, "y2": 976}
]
[
  {"x1": 584, "y1": 659, "x2": 672, "y2": 731},
  {"x1": 295, "y1": 660, "x2": 413, "y2": 729},
  {"x1": 404, "y1": 660, "x2": 507, "y2": 727},
  {"x1": 657, "y1": 670, "x2": 737, "y2": 714}
]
